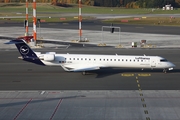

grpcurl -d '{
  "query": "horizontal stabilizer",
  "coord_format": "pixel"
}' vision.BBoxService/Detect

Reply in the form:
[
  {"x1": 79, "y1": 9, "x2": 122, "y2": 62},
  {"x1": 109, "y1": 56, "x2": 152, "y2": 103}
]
[{"x1": 4, "y1": 40, "x2": 25, "y2": 44}]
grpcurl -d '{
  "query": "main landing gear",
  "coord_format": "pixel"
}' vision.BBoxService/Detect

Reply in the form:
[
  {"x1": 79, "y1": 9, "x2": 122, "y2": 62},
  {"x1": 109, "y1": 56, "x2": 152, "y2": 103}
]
[
  {"x1": 82, "y1": 71, "x2": 92, "y2": 75},
  {"x1": 82, "y1": 71, "x2": 86, "y2": 75}
]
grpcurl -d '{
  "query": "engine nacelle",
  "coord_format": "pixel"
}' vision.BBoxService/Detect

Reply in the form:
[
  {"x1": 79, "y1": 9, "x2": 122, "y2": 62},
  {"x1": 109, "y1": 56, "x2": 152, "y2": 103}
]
[
  {"x1": 42, "y1": 54, "x2": 55, "y2": 61},
  {"x1": 46, "y1": 52, "x2": 56, "y2": 54},
  {"x1": 35, "y1": 52, "x2": 41, "y2": 55}
]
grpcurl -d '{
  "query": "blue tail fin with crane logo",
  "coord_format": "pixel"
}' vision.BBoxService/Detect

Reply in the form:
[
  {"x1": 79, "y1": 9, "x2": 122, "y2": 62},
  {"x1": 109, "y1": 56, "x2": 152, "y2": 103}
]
[{"x1": 5, "y1": 39, "x2": 45, "y2": 65}]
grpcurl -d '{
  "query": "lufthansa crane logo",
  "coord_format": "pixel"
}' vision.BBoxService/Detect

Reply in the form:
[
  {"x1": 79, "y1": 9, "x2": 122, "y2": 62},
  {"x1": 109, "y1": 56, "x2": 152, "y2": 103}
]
[{"x1": 20, "y1": 45, "x2": 29, "y2": 54}]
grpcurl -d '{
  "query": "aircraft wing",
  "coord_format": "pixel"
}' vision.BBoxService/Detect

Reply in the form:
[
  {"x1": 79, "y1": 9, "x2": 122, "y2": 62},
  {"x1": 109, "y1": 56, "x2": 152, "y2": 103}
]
[
  {"x1": 61, "y1": 64, "x2": 102, "y2": 72},
  {"x1": 72, "y1": 66, "x2": 100, "y2": 72}
]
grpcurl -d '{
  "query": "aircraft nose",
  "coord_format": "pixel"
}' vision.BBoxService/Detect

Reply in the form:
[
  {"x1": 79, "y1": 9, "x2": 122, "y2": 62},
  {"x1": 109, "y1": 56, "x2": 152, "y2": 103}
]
[
  {"x1": 168, "y1": 62, "x2": 175, "y2": 71},
  {"x1": 170, "y1": 62, "x2": 176, "y2": 67}
]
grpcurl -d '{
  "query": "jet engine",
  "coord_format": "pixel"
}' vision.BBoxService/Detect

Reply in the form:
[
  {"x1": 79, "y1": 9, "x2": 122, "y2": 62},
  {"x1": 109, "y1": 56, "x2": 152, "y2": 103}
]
[{"x1": 39, "y1": 54, "x2": 55, "y2": 61}]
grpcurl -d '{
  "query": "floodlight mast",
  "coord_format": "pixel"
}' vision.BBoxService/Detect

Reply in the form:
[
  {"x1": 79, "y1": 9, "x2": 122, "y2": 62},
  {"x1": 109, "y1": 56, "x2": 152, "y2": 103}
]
[
  {"x1": 25, "y1": 0, "x2": 28, "y2": 36},
  {"x1": 33, "y1": 0, "x2": 37, "y2": 44},
  {"x1": 79, "y1": 0, "x2": 82, "y2": 41}
]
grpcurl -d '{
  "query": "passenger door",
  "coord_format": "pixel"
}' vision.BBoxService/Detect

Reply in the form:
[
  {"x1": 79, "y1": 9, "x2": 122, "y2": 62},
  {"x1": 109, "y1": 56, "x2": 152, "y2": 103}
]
[{"x1": 151, "y1": 58, "x2": 156, "y2": 68}]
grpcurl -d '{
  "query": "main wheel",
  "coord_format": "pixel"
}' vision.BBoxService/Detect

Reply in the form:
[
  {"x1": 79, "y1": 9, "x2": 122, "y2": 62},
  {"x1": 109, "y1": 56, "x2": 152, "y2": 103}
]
[{"x1": 82, "y1": 71, "x2": 86, "y2": 75}]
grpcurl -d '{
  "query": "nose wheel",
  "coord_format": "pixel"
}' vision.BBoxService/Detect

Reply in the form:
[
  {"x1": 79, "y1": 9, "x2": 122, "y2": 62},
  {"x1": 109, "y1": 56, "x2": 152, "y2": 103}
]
[{"x1": 163, "y1": 69, "x2": 167, "y2": 73}]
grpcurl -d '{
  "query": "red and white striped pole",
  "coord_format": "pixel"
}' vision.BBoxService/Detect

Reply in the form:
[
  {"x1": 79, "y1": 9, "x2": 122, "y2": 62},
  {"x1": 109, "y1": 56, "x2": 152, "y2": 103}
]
[
  {"x1": 25, "y1": 0, "x2": 28, "y2": 36},
  {"x1": 33, "y1": 0, "x2": 37, "y2": 44},
  {"x1": 79, "y1": 0, "x2": 82, "y2": 41}
]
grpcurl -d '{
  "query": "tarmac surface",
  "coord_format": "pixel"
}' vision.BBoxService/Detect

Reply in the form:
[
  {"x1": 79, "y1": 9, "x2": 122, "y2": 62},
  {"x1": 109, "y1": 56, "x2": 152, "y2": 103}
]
[
  {"x1": 0, "y1": 48, "x2": 180, "y2": 90},
  {"x1": 0, "y1": 90, "x2": 180, "y2": 120},
  {"x1": 0, "y1": 25, "x2": 180, "y2": 48},
  {"x1": 0, "y1": 21, "x2": 180, "y2": 119},
  {"x1": 1, "y1": 21, "x2": 180, "y2": 35},
  {"x1": 0, "y1": 47, "x2": 180, "y2": 119}
]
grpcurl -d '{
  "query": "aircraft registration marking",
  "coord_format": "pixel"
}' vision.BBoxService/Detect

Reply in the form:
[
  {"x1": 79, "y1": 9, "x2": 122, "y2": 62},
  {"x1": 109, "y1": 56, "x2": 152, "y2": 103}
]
[{"x1": 121, "y1": 74, "x2": 134, "y2": 77}]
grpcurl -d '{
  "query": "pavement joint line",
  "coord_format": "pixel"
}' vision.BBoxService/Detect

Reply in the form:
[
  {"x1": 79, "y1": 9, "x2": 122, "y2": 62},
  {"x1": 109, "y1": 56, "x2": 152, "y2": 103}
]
[
  {"x1": 50, "y1": 99, "x2": 63, "y2": 120},
  {"x1": 0, "y1": 91, "x2": 16, "y2": 92},
  {"x1": 13, "y1": 98, "x2": 32, "y2": 120},
  {"x1": 17, "y1": 91, "x2": 39, "y2": 93}
]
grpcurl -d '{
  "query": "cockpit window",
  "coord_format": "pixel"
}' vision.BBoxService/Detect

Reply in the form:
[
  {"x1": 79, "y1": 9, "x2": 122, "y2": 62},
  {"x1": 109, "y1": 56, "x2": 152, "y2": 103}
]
[{"x1": 160, "y1": 59, "x2": 168, "y2": 62}]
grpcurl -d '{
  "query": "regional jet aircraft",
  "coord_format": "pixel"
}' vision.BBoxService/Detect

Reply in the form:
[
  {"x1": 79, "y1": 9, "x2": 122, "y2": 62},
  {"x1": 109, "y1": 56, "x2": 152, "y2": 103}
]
[{"x1": 6, "y1": 40, "x2": 175, "y2": 74}]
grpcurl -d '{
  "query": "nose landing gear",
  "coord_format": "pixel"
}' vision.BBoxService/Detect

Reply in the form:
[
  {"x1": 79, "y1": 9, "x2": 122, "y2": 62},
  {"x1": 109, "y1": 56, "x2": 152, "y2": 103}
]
[
  {"x1": 163, "y1": 68, "x2": 174, "y2": 73},
  {"x1": 163, "y1": 69, "x2": 167, "y2": 73}
]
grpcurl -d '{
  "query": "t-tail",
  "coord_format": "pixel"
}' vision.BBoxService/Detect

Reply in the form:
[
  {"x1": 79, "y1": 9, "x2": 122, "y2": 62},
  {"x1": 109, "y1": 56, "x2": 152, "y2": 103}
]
[{"x1": 5, "y1": 39, "x2": 45, "y2": 65}]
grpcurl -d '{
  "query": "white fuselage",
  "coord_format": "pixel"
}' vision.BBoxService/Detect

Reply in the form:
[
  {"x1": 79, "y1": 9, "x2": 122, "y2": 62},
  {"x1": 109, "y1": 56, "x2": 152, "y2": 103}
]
[{"x1": 36, "y1": 52, "x2": 175, "y2": 72}]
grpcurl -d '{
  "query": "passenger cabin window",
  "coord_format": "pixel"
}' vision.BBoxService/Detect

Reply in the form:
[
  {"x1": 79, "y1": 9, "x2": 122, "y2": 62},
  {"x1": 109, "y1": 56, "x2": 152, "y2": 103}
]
[{"x1": 160, "y1": 59, "x2": 168, "y2": 62}]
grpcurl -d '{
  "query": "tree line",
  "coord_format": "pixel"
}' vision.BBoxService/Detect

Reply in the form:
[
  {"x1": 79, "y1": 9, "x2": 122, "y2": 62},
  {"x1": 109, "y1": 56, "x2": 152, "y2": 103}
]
[
  {"x1": 94, "y1": 0, "x2": 180, "y2": 8},
  {"x1": 1, "y1": 0, "x2": 180, "y2": 8}
]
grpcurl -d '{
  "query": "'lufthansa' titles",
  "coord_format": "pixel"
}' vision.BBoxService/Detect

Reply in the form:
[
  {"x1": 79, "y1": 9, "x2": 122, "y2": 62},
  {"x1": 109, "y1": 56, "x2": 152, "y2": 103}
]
[{"x1": 135, "y1": 57, "x2": 150, "y2": 60}]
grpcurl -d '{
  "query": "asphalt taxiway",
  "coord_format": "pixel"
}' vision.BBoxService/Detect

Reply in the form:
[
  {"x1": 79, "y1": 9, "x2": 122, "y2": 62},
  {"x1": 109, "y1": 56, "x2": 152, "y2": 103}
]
[
  {"x1": 0, "y1": 48, "x2": 180, "y2": 90},
  {"x1": 1, "y1": 21, "x2": 180, "y2": 35},
  {"x1": 0, "y1": 48, "x2": 180, "y2": 120}
]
